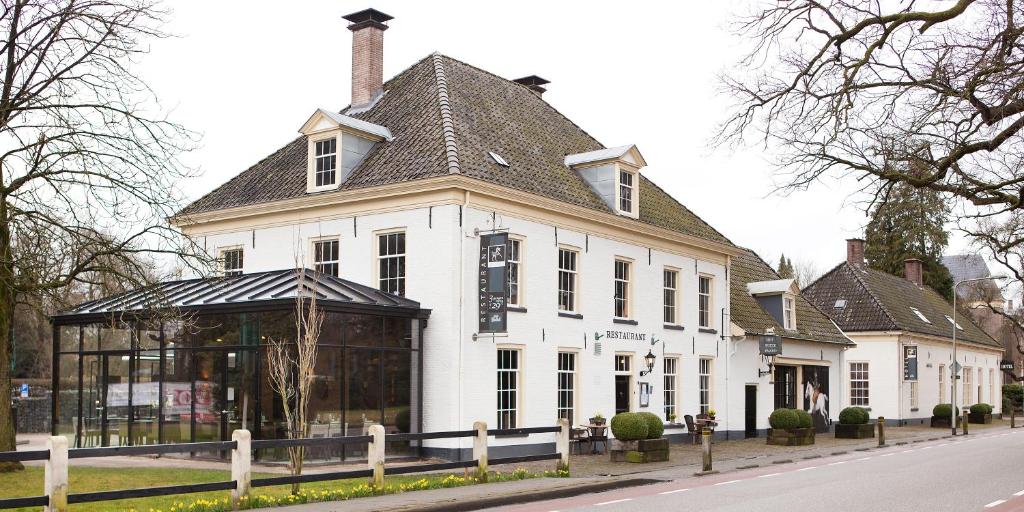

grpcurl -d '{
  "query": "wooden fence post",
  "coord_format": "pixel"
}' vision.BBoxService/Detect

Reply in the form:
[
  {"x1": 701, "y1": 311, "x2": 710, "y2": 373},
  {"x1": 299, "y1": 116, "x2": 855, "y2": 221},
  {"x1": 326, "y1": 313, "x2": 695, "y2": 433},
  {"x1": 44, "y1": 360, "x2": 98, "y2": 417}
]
[
  {"x1": 701, "y1": 428, "x2": 712, "y2": 472},
  {"x1": 368, "y1": 424, "x2": 386, "y2": 489},
  {"x1": 231, "y1": 429, "x2": 252, "y2": 508},
  {"x1": 473, "y1": 421, "x2": 488, "y2": 482},
  {"x1": 44, "y1": 436, "x2": 68, "y2": 512},
  {"x1": 962, "y1": 410, "x2": 969, "y2": 435},
  {"x1": 877, "y1": 417, "x2": 885, "y2": 446},
  {"x1": 556, "y1": 418, "x2": 569, "y2": 473}
]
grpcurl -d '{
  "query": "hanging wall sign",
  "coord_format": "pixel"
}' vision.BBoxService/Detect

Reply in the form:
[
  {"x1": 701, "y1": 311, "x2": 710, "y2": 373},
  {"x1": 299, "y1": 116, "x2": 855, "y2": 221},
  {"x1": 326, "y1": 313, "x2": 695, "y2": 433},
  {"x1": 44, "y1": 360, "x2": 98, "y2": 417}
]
[
  {"x1": 903, "y1": 345, "x2": 918, "y2": 381},
  {"x1": 1001, "y1": 360, "x2": 1015, "y2": 372},
  {"x1": 759, "y1": 335, "x2": 782, "y2": 356},
  {"x1": 478, "y1": 232, "x2": 509, "y2": 334}
]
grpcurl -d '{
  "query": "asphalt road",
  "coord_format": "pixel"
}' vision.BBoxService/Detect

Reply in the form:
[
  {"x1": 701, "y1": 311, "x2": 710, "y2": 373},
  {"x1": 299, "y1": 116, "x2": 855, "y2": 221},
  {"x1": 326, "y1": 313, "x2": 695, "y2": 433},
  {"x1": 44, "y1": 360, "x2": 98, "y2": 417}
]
[{"x1": 485, "y1": 429, "x2": 1024, "y2": 512}]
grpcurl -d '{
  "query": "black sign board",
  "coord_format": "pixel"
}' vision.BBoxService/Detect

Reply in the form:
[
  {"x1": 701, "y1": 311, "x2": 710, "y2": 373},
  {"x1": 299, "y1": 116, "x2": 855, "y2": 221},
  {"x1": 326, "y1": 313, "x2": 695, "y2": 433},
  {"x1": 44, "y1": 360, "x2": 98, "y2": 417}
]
[
  {"x1": 1001, "y1": 360, "x2": 1015, "y2": 372},
  {"x1": 903, "y1": 345, "x2": 918, "y2": 381},
  {"x1": 759, "y1": 335, "x2": 782, "y2": 356},
  {"x1": 478, "y1": 232, "x2": 509, "y2": 334}
]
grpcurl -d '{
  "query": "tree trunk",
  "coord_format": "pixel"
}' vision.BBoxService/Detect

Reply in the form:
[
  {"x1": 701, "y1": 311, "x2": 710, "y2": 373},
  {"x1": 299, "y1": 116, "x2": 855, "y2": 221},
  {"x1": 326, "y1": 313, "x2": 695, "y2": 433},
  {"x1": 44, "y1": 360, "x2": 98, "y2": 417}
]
[{"x1": 0, "y1": 198, "x2": 22, "y2": 471}]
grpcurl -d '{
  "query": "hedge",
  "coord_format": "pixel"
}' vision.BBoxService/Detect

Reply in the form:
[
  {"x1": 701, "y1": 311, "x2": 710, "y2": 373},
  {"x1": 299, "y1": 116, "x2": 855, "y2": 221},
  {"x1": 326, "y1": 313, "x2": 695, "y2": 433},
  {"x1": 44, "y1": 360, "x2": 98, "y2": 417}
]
[
  {"x1": 838, "y1": 406, "x2": 869, "y2": 425},
  {"x1": 932, "y1": 403, "x2": 960, "y2": 417},
  {"x1": 769, "y1": 408, "x2": 800, "y2": 430},
  {"x1": 610, "y1": 412, "x2": 648, "y2": 441},
  {"x1": 794, "y1": 409, "x2": 813, "y2": 429},
  {"x1": 1004, "y1": 384, "x2": 1023, "y2": 408},
  {"x1": 637, "y1": 412, "x2": 664, "y2": 439},
  {"x1": 970, "y1": 403, "x2": 993, "y2": 415}
]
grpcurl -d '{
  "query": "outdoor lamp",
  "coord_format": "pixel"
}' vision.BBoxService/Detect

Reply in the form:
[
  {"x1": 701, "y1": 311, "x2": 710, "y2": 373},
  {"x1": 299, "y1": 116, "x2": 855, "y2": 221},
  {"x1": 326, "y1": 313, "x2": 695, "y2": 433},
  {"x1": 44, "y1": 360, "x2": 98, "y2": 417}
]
[{"x1": 640, "y1": 349, "x2": 656, "y2": 377}]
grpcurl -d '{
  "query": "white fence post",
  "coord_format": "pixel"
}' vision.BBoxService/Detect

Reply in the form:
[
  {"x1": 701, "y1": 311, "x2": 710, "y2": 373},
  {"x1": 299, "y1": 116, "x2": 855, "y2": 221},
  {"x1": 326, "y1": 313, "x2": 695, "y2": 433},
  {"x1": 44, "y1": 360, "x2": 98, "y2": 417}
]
[
  {"x1": 231, "y1": 429, "x2": 252, "y2": 507},
  {"x1": 556, "y1": 418, "x2": 569, "y2": 472},
  {"x1": 473, "y1": 421, "x2": 488, "y2": 481},
  {"x1": 44, "y1": 435, "x2": 68, "y2": 512},
  {"x1": 368, "y1": 424, "x2": 386, "y2": 489}
]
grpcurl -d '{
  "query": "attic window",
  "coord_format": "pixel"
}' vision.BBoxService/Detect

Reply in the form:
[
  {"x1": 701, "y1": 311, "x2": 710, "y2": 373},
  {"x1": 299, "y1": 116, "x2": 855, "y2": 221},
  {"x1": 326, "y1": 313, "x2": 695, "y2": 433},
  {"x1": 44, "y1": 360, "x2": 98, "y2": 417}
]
[
  {"x1": 618, "y1": 170, "x2": 634, "y2": 213},
  {"x1": 910, "y1": 307, "x2": 931, "y2": 324},
  {"x1": 944, "y1": 315, "x2": 964, "y2": 330},
  {"x1": 489, "y1": 151, "x2": 509, "y2": 167},
  {"x1": 834, "y1": 299, "x2": 847, "y2": 309}
]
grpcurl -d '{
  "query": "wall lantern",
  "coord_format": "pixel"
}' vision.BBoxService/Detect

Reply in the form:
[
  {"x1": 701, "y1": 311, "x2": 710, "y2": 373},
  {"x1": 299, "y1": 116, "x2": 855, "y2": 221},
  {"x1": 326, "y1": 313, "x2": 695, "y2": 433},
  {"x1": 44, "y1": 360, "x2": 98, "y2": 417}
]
[{"x1": 639, "y1": 349, "x2": 656, "y2": 377}]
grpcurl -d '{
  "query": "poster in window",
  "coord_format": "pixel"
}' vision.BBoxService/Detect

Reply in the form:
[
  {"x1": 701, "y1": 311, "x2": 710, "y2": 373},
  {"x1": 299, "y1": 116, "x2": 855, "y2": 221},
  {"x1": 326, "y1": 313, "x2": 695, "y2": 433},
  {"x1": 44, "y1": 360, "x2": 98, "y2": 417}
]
[
  {"x1": 802, "y1": 365, "x2": 830, "y2": 433},
  {"x1": 478, "y1": 232, "x2": 509, "y2": 334}
]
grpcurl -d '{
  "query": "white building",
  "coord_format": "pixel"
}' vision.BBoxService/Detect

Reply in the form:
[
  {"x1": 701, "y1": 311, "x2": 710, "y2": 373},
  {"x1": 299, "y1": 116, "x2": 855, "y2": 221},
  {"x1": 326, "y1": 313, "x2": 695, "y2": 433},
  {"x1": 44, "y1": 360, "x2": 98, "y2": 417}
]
[
  {"x1": 172, "y1": 9, "x2": 750, "y2": 457},
  {"x1": 803, "y1": 240, "x2": 1004, "y2": 424}
]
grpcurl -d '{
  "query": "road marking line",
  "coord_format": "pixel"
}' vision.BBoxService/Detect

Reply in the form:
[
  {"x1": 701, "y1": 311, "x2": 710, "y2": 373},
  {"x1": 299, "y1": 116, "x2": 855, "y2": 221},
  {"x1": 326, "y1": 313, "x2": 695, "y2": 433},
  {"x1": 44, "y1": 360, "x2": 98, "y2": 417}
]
[
  {"x1": 1014, "y1": 490, "x2": 1024, "y2": 497},
  {"x1": 856, "y1": 457, "x2": 871, "y2": 461},
  {"x1": 920, "y1": 446, "x2": 933, "y2": 450},
  {"x1": 797, "y1": 466, "x2": 817, "y2": 471},
  {"x1": 881, "y1": 453, "x2": 895, "y2": 457},
  {"x1": 596, "y1": 499, "x2": 632, "y2": 506},
  {"x1": 901, "y1": 450, "x2": 914, "y2": 453},
  {"x1": 659, "y1": 488, "x2": 690, "y2": 495},
  {"x1": 985, "y1": 500, "x2": 1006, "y2": 508},
  {"x1": 715, "y1": 480, "x2": 742, "y2": 486},
  {"x1": 828, "y1": 461, "x2": 846, "y2": 466},
  {"x1": 758, "y1": 473, "x2": 782, "y2": 478}
]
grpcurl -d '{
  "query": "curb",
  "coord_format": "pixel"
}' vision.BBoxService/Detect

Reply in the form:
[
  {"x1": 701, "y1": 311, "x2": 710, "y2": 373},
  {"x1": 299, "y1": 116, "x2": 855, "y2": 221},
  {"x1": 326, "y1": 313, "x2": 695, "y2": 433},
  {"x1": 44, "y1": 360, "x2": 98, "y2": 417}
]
[{"x1": 383, "y1": 478, "x2": 664, "y2": 512}]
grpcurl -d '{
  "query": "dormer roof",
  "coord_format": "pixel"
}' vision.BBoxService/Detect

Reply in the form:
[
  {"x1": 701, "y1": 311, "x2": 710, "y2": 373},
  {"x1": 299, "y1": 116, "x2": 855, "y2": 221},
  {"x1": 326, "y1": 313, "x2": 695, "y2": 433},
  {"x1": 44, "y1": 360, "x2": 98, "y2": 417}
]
[
  {"x1": 299, "y1": 108, "x2": 393, "y2": 141},
  {"x1": 564, "y1": 144, "x2": 646, "y2": 168},
  {"x1": 747, "y1": 278, "x2": 798, "y2": 296}
]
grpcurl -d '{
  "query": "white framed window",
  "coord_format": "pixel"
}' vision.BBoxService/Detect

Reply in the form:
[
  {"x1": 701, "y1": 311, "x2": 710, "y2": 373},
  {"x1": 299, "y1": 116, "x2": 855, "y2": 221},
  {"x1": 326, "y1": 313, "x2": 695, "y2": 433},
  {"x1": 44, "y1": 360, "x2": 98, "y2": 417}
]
[
  {"x1": 910, "y1": 381, "x2": 919, "y2": 409},
  {"x1": 964, "y1": 367, "x2": 973, "y2": 405},
  {"x1": 618, "y1": 169, "x2": 634, "y2": 213},
  {"x1": 557, "y1": 352, "x2": 577, "y2": 426},
  {"x1": 699, "y1": 358, "x2": 712, "y2": 414},
  {"x1": 663, "y1": 269, "x2": 679, "y2": 325},
  {"x1": 698, "y1": 275, "x2": 713, "y2": 328},
  {"x1": 507, "y1": 238, "x2": 523, "y2": 307},
  {"x1": 909, "y1": 307, "x2": 931, "y2": 324},
  {"x1": 939, "y1": 365, "x2": 946, "y2": 403},
  {"x1": 990, "y1": 369, "x2": 995, "y2": 405},
  {"x1": 558, "y1": 248, "x2": 578, "y2": 313},
  {"x1": 614, "y1": 259, "x2": 631, "y2": 319},
  {"x1": 944, "y1": 315, "x2": 964, "y2": 330},
  {"x1": 220, "y1": 247, "x2": 243, "y2": 277},
  {"x1": 497, "y1": 348, "x2": 521, "y2": 429},
  {"x1": 312, "y1": 239, "x2": 339, "y2": 277},
  {"x1": 850, "y1": 362, "x2": 869, "y2": 407},
  {"x1": 977, "y1": 368, "x2": 983, "y2": 405},
  {"x1": 664, "y1": 357, "x2": 678, "y2": 419},
  {"x1": 614, "y1": 354, "x2": 631, "y2": 373},
  {"x1": 783, "y1": 296, "x2": 796, "y2": 330},
  {"x1": 377, "y1": 231, "x2": 406, "y2": 296},
  {"x1": 314, "y1": 138, "x2": 337, "y2": 188}
]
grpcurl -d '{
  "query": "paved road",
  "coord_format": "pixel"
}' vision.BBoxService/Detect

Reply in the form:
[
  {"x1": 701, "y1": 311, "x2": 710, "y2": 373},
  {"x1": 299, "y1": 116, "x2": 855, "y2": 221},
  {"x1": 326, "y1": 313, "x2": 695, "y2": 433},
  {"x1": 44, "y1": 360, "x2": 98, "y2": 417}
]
[{"x1": 485, "y1": 429, "x2": 1024, "y2": 512}]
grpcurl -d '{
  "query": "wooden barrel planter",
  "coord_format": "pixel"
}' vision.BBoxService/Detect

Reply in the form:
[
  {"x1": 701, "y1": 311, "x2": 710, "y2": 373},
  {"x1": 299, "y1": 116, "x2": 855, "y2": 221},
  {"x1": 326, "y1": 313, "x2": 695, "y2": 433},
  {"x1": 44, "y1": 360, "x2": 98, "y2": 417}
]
[
  {"x1": 610, "y1": 438, "x2": 670, "y2": 463},
  {"x1": 835, "y1": 423, "x2": 874, "y2": 439},
  {"x1": 767, "y1": 427, "x2": 815, "y2": 446},
  {"x1": 931, "y1": 416, "x2": 952, "y2": 428}
]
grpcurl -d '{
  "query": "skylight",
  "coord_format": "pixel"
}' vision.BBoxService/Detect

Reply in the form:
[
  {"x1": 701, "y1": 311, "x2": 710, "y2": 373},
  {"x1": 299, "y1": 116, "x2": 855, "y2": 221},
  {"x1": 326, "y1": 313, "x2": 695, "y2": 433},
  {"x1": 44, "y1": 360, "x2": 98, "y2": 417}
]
[
  {"x1": 944, "y1": 315, "x2": 964, "y2": 330},
  {"x1": 910, "y1": 307, "x2": 931, "y2": 324},
  {"x1": 489, "y1": 151, "x2": 509, "y2": 167},
  {"x1": 834, "y1": 299, "x2": 847, "y2": 309}
]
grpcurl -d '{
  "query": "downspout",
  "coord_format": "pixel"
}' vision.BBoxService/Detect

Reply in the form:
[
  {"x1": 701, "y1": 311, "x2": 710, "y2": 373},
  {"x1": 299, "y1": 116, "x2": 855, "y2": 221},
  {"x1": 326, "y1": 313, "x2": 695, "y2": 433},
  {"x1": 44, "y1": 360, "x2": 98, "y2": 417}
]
[
  {"x1": 896, "y1": 334, "x2": 903, "y2": 425},
  {"x1": 457, "y1": 190, "x2": 470, "y2": 457}
]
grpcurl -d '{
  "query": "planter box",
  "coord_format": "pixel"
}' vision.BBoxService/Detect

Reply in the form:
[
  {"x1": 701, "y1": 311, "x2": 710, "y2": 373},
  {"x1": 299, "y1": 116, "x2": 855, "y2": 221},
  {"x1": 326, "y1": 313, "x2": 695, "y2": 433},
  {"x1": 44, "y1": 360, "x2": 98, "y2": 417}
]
[
  {"x1": 931, "y1": 416, "x2": 952, "y2": 428},
  {"x1": 834, "y1": 423, "x2": 874, "y2": 439},
  {"x1": 766, "y1": 428, "x2": 815, "y2": 446},
  {"x1": 609, "y1": 437, "x2": 669, "y2": 463},
  {"x1": 969, "y1": 412, "x2": 993, "y2": 424}
]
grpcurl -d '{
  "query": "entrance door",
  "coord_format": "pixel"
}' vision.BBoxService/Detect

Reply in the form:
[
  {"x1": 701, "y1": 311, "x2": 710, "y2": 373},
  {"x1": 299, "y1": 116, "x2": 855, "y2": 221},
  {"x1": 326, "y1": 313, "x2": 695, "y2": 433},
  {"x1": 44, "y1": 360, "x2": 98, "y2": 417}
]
[
  {"x1": 192, "y1": 350, "x2": 256, "y2": 448},
  {"x1": 615, "y1": 375, "x2": 631, "y2": 414},
  {"x1": 745, "y1": 385, "x2": 758, "y2": 438}
]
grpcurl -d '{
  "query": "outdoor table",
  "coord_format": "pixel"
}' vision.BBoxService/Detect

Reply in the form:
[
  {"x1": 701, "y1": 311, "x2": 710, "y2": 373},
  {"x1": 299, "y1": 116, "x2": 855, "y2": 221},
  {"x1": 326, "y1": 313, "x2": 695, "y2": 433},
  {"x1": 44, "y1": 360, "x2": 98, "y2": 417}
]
[{"x1": 581, "y1": 423, "x2": 608, "y2": 454}]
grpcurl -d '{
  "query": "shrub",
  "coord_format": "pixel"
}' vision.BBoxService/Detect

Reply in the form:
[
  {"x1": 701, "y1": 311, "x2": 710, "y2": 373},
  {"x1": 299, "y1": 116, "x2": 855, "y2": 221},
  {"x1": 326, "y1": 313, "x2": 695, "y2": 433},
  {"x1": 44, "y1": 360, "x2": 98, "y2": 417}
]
[
  {"x1": 970, "y1": 403, "x2": 993, "y2": 415},
  {"x1": 794, "y1": 409, "x2": 813, "y2": 429},
  {"x1": 610, "y1": 412, "x2": 648, "y2": 441},
  {"x1": 838, "y1": 406, "x2": 869, "y2": 425},
  {"x1": 932, "y1": 403, "x2": 960, "y2": 417},
  {"x1": 635, "y1": 412, "x2": 664, "y2": 439},
  {"x1": 768, "y1": 408, "x2": 800, "y2": 430},
  {"x1": 1004, "y1": 384, "x2": 1023, "y2": 408}
]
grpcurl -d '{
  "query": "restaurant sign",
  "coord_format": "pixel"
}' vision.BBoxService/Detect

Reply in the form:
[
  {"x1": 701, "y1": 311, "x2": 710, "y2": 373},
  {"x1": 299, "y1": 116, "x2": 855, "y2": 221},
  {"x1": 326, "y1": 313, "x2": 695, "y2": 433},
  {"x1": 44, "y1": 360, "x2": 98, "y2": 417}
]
[
  {"x1": 903, "y1": 345, "x2": 918, "y2": 381},
  {"x1": 604, "y1": 330, "x2": 647, "y2": 342},
  {"x1": 478, "y1": 232, "x2": 508, "y2": 334},
  {"x1": 759, "y1": 335, "x2": 782, "y2": 356}
]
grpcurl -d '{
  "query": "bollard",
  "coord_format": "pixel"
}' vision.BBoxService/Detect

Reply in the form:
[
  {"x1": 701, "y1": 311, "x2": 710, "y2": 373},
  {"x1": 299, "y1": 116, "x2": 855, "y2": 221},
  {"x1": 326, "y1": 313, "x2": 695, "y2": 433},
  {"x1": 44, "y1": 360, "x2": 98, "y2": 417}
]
[
  {"x1": 1012, "y1": 407, "x2": 1017, "y2": 429},
  {"x1": 44, "y1": 436, "x2": 68, "y2": 512},
  {"x1": 962, "y1": 410, "x2": 969, "y2": 436},
  {"x1": 473, "y1": 421, "x2": 488, "y2": 482},
  {"x1": 231, "y1": 429, "x2": 252, "y2": 508},
  {"x1": 701, "y1": 428, "x2": 712, "y2": 472},
  {"x1": 555, "y1": 418, "x2": 570, "y2": 473},
  {"x1": 368, "y1": 424, "x2": 386, "y2": 489},
  {"x1": 877, "y1": 417, "x2": 885, "y2": 446}
]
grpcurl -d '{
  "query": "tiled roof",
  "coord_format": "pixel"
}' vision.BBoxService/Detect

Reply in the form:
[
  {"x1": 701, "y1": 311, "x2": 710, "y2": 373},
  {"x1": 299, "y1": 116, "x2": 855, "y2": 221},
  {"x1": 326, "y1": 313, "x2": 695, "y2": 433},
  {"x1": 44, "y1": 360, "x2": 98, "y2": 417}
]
[
  {"x1": 729, "y1": 249, "x2": 850, "y2": 345},
  {"x1": 802, "y1": 263, "x2": 1000, "y2": 349},
  {"x1": 178, "y1": 54, "x2": 732, "y2": 246}
]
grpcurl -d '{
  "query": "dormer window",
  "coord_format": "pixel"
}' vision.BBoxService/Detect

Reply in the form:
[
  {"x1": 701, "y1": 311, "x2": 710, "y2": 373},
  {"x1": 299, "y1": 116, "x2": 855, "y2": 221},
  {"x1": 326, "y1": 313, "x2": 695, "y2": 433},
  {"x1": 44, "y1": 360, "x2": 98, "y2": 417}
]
[
  {"x1": 910, "y1": 307, "x2": 931, "y2": 324},
  {"x1": 315, "y1": 138, "x2": 337, "y2": 187},
  {"x1": 618, "y1": 169, "x2": 634, "y2": 213},
  {"x1": 299, "y1": 108, "x2": 392, "y2": 193},
  {"x1": 565, "y1": 144, "x2": 646, "y2": 220},
  {"x1": 783, "y1": 295, "x2": 796, "y2": 330}
]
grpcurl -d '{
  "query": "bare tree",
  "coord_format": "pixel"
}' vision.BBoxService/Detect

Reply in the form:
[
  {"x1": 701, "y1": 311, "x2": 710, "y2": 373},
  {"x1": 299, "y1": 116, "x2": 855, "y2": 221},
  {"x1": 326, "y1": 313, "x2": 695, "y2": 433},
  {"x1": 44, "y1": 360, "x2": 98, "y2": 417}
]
[
  {"x1": 266, "y1": 269, "x2": 323, "y2": 495},
  {"x1": 792, "y1": 258, "x2": 822, "y2": 289},
  {"x1": 0, "y1": 0, "x2": 207, "y2": 466}
]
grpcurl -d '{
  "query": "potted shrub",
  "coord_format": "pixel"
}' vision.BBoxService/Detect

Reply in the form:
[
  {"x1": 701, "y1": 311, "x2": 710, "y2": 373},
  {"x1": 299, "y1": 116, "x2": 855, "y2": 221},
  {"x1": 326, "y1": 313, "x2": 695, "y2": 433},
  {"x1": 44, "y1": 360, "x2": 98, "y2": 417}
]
[
  {"x1": 666, "y1": 413, "x2": 677, "y2": 424},
  {"x1": 766, "y1": 408, "x2": 815, "y2": 446},
  {"x1": 931, "y1": 404, "x2": 959, "y2": 428},
  {"x1": 834, "y1": 406, "x2": 873, "y2": 439},
  {"x1": 609, "y1": 412, "x2": 669, "y2": 463},
  {"x1": 590, "y1": 413, "x2": 606, "y2": 425},
  {"x1": 969, "y1": 403, "x2": 994, "y2": 424},
  {"x1": 707, "y1": 409, "x2": 717, "y2": 421}
]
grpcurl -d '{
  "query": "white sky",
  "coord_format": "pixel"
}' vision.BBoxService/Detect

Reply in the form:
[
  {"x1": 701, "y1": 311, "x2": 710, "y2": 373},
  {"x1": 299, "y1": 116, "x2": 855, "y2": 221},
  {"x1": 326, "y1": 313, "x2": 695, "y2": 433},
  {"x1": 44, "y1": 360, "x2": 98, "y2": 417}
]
[{"x1": 138, "y1": 0, "x2": 974, "y2": 275}]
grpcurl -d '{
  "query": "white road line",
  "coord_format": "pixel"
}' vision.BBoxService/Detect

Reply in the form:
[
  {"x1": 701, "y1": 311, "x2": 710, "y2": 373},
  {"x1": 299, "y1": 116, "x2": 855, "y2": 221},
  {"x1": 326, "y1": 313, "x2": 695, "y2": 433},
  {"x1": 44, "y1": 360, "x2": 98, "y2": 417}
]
[
  {"x1": 596, "y1": 499, "x2": 632, "y2": 506},
  {"x1": 828, "y1": 461, "x2": 847, "y2": 466},
  {"x1": 715, "y1": 480, "x2": 742, "y2": 486},
  {"x1": 1014, "y1": 490, "x2": 1024, "y2": 497},
  {"x1": 881, "y1": 453, "x2": 895, "y2": 457},
  {"x1": 984, "y1": 499, "x2": 1006, "y2": 508},
  {"x1": 797, "y1": 466, "x2": 818, "y2": 472},
  {"x1": 856, "y1": 457, "x2": 871, "y2": 461},
  {"x1": 920, "y1": 446, "x2": 933, "y2": 450},
  {"x1": 659, "y1": 488, "x2": 690, "y2": 495},
  {"x1": 938, "y1": 443, "x2": 949, "y2": 447},
  {"x1": 758, "y1": 473, "x2": 782, "y2": 478},
  {"x1": 901, "y1": 450, "x2": 914, "y2": 453}
]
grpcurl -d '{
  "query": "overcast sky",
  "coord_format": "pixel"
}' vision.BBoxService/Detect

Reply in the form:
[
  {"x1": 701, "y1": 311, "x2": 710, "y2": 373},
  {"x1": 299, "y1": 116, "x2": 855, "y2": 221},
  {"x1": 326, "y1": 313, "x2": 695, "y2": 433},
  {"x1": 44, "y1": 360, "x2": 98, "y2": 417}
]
[{"x1": 138, "y1": 0, "x2": 975, "y2": 276}]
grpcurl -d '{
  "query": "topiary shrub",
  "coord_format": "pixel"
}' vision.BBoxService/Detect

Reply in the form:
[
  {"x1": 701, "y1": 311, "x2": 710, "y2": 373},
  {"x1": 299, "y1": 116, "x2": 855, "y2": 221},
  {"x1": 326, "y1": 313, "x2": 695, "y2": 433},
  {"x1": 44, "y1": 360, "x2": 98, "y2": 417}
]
[
  {"x1": 636, "y1": 412, "x2": 664, "y2": 439},
  {"x1": 794, "y1": 409, "x2": 813, "y2": 429},
  {"x1": 610, "y1": 412, "x2": 649, "y2": 441},
  {"x1": 838, "y1": 406, "x2": 869, "y2": 425},
  {"x1": 768, "y1": 408, "x2": 800, "y2": 430},
  {"x1": 970, "y1": 403, "x2": 993, "y2": 415},
  {"x1": 932, "y1": 403, "x2": 960, "y2": 417}
]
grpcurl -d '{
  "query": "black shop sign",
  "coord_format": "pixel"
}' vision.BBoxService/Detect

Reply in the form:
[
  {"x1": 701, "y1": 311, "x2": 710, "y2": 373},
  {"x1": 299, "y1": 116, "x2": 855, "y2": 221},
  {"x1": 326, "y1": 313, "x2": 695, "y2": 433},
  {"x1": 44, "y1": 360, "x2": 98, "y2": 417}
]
[
  {"x1": 903, "y1": 345, "x2": 918, "y2": 381},
  {"x1": 478, "y1": 232, "x2": 508, "y2": 334}
]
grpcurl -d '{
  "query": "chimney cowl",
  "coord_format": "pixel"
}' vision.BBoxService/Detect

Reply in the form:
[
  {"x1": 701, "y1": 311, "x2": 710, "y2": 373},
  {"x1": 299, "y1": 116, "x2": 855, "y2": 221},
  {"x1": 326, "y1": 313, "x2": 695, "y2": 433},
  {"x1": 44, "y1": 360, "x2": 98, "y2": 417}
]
[
  {"x1": 904, "y1": 258, "x2": 924, "y2": 286},
  {"x1": 513, "y1": 75, "x2": 551, "y2": 95},
  {"x1": 846, "y1": 238, "x2": 865, "y2": 269},
  {"x1": 343, "y1": 8, "x2": 393, "y2": 31}
]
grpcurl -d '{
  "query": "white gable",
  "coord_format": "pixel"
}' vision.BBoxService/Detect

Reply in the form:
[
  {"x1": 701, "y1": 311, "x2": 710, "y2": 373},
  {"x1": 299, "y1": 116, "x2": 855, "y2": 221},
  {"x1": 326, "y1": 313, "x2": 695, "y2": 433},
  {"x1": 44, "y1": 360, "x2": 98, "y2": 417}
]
[
  {"x1": 299, "y1": 108, "x2": 393, "y2": 141},
  {"x1": 747, "y1": 279, "x2": 798, "y2": 296}
]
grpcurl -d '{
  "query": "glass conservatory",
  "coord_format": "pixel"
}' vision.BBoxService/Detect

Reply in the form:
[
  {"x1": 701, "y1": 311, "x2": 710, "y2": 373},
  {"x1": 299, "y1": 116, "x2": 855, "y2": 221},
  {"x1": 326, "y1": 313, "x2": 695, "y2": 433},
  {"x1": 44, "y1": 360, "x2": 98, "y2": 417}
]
[{"x1": 50, "y1": 269, "x2": 429, "y2": 460}]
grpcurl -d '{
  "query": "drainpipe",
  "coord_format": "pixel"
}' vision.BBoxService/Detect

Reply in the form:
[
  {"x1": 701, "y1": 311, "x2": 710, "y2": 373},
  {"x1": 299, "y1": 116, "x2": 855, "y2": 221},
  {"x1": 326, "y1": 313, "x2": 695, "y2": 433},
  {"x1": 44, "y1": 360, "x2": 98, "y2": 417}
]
[{"x1": 457, "y1": 191, "x2": 470, "y2": 457}]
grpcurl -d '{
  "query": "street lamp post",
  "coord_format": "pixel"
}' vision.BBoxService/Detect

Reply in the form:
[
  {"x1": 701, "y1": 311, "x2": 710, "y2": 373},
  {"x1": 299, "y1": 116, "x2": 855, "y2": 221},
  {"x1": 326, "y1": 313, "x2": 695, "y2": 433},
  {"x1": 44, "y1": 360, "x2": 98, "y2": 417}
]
[{"x1": 951, "y1": 275, "x2": 1007, "y2": 435}]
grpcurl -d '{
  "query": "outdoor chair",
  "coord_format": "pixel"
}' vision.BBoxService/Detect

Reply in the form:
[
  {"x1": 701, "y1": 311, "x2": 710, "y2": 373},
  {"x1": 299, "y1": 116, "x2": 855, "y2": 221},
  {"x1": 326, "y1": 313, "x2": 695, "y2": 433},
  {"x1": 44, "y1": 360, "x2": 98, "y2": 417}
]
[
  {"x1": 569, "y1": 427, "x2": 589, "y2": 455},
  {"x1": 683, "y1": 414, "x2": 700, "y2": 444},
  {"x1": 588, "y1": 425, "x2": 608, "y2": 454}
]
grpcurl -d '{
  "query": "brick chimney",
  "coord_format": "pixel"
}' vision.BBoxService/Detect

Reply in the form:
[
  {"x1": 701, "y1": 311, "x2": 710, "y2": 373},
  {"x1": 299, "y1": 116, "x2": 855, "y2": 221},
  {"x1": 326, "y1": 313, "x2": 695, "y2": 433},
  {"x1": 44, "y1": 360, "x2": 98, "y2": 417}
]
[
  {"x1": 513, "y1": 75, "x2": 550, "y2": 96},
  {"x1": 846, "y1": 239, "x2": 865, "y2": 269},
  {"x1": 343, "y1": 8, "x2": 393, "y2": 109},
  {"x1": 904, "y1": 258, "x2": 924, "y2": 286}
]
